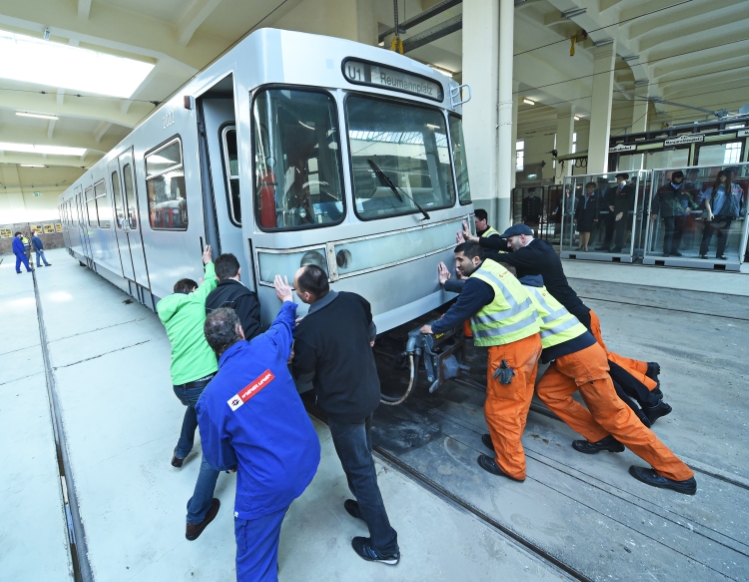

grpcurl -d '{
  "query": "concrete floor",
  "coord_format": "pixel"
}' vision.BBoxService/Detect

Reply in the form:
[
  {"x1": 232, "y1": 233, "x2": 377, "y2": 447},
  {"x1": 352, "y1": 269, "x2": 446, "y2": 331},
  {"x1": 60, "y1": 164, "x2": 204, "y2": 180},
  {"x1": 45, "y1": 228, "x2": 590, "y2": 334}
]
[{"x1": 0, "y1": 249, "x2": 569, "y2": 582}]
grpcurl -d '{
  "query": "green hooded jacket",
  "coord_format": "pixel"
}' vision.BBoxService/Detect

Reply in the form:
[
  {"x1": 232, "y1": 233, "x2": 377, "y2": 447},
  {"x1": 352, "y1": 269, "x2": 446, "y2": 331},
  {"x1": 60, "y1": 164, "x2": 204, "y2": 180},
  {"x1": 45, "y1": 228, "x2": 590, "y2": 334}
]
[{"x1": 157, "y1": 262, "x2": 219, "y2": 385}]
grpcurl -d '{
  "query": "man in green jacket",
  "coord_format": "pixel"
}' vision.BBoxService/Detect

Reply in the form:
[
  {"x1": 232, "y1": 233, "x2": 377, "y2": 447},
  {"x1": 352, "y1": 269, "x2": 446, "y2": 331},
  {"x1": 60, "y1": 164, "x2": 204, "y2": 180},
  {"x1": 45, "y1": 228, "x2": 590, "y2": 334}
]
[{"x1": 157, "y1": 245, "x2": 222, "y2": 541}]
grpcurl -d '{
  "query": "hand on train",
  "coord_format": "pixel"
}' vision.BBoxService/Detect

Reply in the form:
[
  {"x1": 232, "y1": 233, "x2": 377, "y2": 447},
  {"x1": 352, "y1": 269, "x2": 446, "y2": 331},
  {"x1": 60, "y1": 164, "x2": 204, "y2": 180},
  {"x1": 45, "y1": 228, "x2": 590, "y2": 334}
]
[
  {"x1": 615, "y1": 212, "x2": 623, "y2": 221},
  {"x1": 456, "y1": 230, "x2": 465, "y2": 243},
  {"x1": 420, "y1": 324, "x2": 433, "y2": 334},
  {"x1": 438, "y1": 262, "x2": 451, "y2": 285},
  {"x1": 274, "y1": 275, "x2": 294, "y2": 303},
  {"x1": 202, "y1": 244, "x2": 213, "y2": 265}
]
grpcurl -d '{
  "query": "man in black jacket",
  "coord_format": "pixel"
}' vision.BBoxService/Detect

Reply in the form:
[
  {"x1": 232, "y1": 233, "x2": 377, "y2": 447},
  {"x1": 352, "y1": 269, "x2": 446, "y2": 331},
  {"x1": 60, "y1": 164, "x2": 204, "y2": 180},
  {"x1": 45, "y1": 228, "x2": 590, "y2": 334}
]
[
  {"x1": 598, "y1": 173, "x2": 635, "y2": 252},
  {"x1": 205, "y1": 254, "x2": 261, "y2": 340},
  {"x1": 291, "y1": 265, "x2": 399, "y2": 566}
]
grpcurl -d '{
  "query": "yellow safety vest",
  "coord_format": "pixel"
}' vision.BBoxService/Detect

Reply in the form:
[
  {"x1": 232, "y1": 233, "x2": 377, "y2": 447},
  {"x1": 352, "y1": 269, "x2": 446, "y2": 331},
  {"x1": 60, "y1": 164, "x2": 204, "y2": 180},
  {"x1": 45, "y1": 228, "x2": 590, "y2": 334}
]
[
  {"x1": 481, "y1": 226, "x2": 500, "y2": 238},
  {"x1": 470, "y1": 259, "x2": 541, "y2": 347},
  {"x1": 523, "y1": 284, "x2": 588, "y2": 349}
]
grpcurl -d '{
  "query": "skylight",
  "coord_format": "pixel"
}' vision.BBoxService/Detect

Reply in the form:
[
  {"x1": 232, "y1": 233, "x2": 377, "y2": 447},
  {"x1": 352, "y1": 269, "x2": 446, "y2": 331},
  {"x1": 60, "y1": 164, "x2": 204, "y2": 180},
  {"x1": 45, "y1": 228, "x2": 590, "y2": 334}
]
[
  {"x1": 0, "y1": 30, "x2": 154, "y2": 99},
  {"x1": 0, "y1": 142, "x2": 87, "y2": 157}
]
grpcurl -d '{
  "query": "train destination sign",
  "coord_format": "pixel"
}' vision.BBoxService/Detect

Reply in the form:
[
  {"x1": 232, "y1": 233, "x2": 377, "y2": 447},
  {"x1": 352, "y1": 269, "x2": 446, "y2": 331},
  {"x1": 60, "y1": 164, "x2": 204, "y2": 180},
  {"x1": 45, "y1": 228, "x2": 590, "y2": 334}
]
[
  {"x1": 343, "y1": 59, "x2": 443, "y2": 102},
  {"x1": 609, "y1": 143, "x2": 637, "y2": 153},
  {"x1": 738, "y1": 129, "x2": 749, "y2": 138},
  {"x1": 663, "y1": 134, "x2": 704, "y2": 146}
]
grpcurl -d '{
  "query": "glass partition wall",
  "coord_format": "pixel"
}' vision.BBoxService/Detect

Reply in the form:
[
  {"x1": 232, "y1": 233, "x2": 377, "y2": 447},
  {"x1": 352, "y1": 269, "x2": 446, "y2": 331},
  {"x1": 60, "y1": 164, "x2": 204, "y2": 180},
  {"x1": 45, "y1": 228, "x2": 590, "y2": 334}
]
[
  {"x1": 560, "y1": 171, "x2": 648, "y2": 263},
  {"x1": 643, "y1": 162, "x2": 748, "y2": 271}
]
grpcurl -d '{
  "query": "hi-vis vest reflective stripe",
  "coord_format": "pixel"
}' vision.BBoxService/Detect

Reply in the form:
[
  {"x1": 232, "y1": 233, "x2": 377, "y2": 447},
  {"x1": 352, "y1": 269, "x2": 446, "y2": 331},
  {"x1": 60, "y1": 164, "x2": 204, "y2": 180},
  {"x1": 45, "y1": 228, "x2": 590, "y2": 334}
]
[
  {"x1": 469, "y1": 260, "x2": 541, "y2": 347},
  {"x1": 481, "y1": 226, "x2": 500, "y2": 238},
  {"x1": 524, "y1": 285, "x2": 588, "y2": 349}
]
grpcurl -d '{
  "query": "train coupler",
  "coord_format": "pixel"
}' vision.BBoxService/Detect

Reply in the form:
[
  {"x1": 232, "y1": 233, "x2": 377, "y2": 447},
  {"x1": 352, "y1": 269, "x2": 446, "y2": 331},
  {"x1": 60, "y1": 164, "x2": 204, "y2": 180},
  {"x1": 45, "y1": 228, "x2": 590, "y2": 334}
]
[{"x1": 405, "y1": 322, "x2": 469, "y2": 394}]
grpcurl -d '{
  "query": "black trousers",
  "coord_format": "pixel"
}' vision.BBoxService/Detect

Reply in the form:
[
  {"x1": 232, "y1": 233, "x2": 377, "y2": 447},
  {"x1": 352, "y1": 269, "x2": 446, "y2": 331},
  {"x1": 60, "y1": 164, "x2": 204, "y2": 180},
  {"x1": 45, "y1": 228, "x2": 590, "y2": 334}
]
[
  {"x1": 700, "y1": 218, "x2": 733, "y2": 257},
  {"x1": 608, "y1": 360, "x2": 660, "y2": 408},
  {"x1": 613, "y1": 217, "x2": 628, "y2": 250},
  {"x1": 662, "y1": 216, "x2": 685, "y2": 255}
]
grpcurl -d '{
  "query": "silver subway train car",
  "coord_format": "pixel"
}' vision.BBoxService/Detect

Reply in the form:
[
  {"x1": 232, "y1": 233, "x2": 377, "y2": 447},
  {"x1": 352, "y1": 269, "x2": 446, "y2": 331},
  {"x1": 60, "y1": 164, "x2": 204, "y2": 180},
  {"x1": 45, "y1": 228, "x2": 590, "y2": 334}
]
[{"x1": 58, "y1": 28, "x2": 474, "y2": 335}]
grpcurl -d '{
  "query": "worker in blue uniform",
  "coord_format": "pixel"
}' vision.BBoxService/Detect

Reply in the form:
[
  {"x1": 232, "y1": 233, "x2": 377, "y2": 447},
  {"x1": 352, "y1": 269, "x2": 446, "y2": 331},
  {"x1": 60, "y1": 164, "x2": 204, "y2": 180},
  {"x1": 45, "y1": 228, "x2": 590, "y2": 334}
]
[
  {"x1": 196, "y1": 275, "x2": 320, "y2": 582},
  {"x1": 12, "y1": 232, "x2": 33, "y2": 273}
]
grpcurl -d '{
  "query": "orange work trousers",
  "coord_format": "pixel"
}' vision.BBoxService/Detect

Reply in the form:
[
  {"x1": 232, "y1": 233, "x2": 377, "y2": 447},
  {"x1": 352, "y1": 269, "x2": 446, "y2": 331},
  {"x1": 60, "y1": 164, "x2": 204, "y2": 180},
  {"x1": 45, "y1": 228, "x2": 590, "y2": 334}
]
[
  {"x1": 536, "y1": 343, "x2": 693, "y2": 482},
  {"x1": 589, "y1": 310, "x2": 657, "y2": 391},
  {"x1": 485, "y1": 333, "x2": 542, "y2": 480}
]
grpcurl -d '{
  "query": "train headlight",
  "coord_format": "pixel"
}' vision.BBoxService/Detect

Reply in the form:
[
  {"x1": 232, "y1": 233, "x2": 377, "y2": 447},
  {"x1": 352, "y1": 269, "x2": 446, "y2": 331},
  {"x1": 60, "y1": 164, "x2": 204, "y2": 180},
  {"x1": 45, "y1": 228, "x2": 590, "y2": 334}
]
[
  {"x1": 300, "y1": 250, "x2": 326, "y2": 269},
  {"x1": 336, "y1": 249, "x2": 352, "y2": 269}
]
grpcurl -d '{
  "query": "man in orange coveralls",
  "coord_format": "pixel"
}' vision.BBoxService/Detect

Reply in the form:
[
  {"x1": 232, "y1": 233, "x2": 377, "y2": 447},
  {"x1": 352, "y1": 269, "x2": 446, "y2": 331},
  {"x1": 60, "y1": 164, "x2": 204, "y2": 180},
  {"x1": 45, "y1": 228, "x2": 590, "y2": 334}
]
[
  {"x1": 526, "y1": 277, "x2": 697, "y2": 494},
  {"x1": 421, "y1": 242, "x2": 542, "y2": 482}
]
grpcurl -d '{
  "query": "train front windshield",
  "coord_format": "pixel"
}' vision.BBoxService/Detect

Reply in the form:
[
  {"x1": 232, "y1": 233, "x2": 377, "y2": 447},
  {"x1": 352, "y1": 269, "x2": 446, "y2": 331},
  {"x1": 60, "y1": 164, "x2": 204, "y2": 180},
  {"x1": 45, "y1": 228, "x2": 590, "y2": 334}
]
[{"x1": 347, "y1": 95, "x2": 456, "y2": 220}]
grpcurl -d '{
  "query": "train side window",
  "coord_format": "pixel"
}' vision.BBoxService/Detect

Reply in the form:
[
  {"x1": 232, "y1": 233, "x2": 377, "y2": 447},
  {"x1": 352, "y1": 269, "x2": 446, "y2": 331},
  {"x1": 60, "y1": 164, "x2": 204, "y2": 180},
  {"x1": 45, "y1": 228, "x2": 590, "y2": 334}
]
[
  {"x1": 111, "y1": 171, "x2": 125, "y2": 229},
  {"x1": 346, "y1": 95, "x2": 456, "y2": 220},
  {"x1": 94, "y1": 180, "x2": 111, "y2": 228},
  {"x1": 85, "y1": 186, "x2": 96, "y2": 227},
  {"x1": 123, "y1": 164, "x2": 139, "y2": 230},
  {"x1": 221, "y1": 126, "x2": 241, "y2": 225},
  {"x1": 145, "y1": 137, "x2": 188, "y2": 230},
  {"x1": 448, "y1": 114, "x2": 471, "y2": 205},
  {"x1": 252, "y1": 88, "x2": 345, "y2": 230}
]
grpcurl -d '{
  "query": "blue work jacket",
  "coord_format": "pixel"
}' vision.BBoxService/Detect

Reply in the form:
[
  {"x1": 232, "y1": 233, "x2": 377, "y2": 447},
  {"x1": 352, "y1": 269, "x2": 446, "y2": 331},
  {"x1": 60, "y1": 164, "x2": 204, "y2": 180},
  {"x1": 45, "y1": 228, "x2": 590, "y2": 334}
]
[
  {"x1": 196, "y1": 302, "x2": 321, "y2": 520},
  {"x1": 12, "y1": 237, "x2": 25, "y2": 256}
]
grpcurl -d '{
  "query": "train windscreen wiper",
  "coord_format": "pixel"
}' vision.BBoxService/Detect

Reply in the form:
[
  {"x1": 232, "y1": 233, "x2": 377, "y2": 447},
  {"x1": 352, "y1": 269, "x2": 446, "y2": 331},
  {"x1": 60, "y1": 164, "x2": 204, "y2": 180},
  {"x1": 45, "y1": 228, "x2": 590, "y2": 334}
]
[{"x1": 367, "y1": 159, "x2": 430, "y2": 220}]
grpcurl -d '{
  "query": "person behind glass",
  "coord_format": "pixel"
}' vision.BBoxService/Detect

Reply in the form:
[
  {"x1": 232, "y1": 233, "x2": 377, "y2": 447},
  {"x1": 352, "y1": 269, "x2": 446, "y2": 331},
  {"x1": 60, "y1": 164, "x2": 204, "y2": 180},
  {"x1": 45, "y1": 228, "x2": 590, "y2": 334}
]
[
  {"x1": 156, "y1": 245, "x2": 222, "y2": 541},
  {"x1": 197, "y1": 279, "x2": 320, "y2": 581},
  {"x1": 699, "y1": 170, "x2": 745, "y2": 260},
  {"x1": 651, "y1": 171, "x2": 698, "y2": 257},
  {"x1": 290, "y1": 265, "x2": 400, "y2": 566},
  {"x1": 574, "y1": 182, "x2": 598, "y2": 252},
  {"x1": 522, "y1": 187, "x2": 543, "y2": 233},
  {"x1": 601, "y1": 173, "x2": 635, "y2": 252}
]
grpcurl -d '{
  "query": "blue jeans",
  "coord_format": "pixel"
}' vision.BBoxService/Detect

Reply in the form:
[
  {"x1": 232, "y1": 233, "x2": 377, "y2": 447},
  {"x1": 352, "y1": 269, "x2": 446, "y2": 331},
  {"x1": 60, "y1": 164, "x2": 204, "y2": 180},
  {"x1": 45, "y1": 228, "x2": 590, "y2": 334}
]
[
  {"x1": 328, "y1": 415, "x2": 398, "y2": 555},
  {"x1": 15, "y1": 253, "x2": 32, "y2": 272},
  {"x1": 173, "y1": 382, "x2": 220, "y2": 525},
  {"x1": 35, "y1": 250, "x2": 50, "y2": 266},
  {"x1": 235, "y1": 507, "x2": 288, "y2": 582}
]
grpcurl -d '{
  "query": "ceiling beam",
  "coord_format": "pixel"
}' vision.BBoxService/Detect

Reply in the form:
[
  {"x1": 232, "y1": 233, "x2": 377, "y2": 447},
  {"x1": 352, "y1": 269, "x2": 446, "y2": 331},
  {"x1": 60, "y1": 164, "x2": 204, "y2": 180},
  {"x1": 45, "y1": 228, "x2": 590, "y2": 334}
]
[
  {"x1": 93, "y1": 122, "x2": 111, "y2": 143},
  {"x1": 77, "y1": 0, "x2": 92, "y2": 19},
  {"x1": 47, "y1": 120, "x2": 56, "y2": 139},
  {"x1": 626, "y1": 0, "x2": 741, "y2": 40},
  {"x1": 177, "y1": 0, "x2": 224, "y2": 47},
  {"x1": 637, "y1": 13, "x2": 749, "y2": 54}
]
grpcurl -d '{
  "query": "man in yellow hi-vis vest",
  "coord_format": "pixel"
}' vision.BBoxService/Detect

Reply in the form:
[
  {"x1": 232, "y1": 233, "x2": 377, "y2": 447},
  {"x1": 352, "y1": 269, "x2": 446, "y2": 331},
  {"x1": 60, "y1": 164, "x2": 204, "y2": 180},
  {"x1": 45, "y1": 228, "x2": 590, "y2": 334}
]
[
  {"x1": 421, "y1": 242, "x2": 541, "y2": 481},
  {"x1": 520, "y1": 273, "x2": 696, "y2": 495}
]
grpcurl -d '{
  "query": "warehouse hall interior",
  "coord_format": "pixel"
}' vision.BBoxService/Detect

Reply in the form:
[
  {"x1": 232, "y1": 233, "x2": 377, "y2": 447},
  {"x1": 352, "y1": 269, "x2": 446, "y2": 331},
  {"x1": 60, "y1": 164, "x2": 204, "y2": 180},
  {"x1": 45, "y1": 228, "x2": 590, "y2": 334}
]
[{"x1": 1, "y1": 1, "x2": 748, "y2": 581}]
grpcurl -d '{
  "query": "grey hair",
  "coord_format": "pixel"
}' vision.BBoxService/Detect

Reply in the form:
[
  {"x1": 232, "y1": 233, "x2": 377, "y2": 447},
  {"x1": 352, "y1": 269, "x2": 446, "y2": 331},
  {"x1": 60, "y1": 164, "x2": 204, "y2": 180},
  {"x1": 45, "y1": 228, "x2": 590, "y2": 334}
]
[{"x1": 204, "y1": 307, "x2": 242, "y2": 357}]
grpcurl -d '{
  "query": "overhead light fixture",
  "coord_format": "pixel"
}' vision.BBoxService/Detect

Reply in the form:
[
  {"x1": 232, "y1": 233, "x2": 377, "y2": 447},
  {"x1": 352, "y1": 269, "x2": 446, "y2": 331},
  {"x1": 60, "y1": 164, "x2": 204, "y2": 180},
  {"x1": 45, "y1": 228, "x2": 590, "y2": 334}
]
[
  {"x1": 574, "y1": 115, "x2": 580, "y2": 121},
  {"x1": 16, "y1": 111, "x2": 59, "y2": 121},
  {"x1": 622, "y1": 55, "x2": 640, "y2": 62},
  {"x1": 0, "y1": 29, "x2": 154, "y2": 99},
  {"x1": 561, "y1": 8, "x2": 587, "y2": 18},
  {"x1": 523, "y1": 98, "x2": 535, "y2": 106},
  {"x1": 593, "y1": 39, "x2": 614, "y2": 48},
  {"x1": 0, "y1": 141, "x2": 86, "y2": 157},
  {"x1": 21, "y1": 164, "x2": 45, "y2": 168}
]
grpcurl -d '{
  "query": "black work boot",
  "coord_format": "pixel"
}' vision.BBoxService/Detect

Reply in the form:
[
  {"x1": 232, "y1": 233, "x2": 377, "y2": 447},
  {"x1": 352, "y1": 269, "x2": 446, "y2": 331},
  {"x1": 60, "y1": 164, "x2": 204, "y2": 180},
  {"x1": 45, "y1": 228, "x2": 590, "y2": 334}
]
[
  {"x1": 572, "y1": 435, "x2": 625, "y2": 454},
  {"x1": 643, "y1": 400, "x2": 672, "y2": 425},
  {"x1": 646, "y1": 362, "x2": 661, "y2": 382},
  {"x1": 481, "y1": 433, "x2": 494, "y2": 452},
  {"x1": 629, "y1": 466, "x2": 696, "y2": 495}
]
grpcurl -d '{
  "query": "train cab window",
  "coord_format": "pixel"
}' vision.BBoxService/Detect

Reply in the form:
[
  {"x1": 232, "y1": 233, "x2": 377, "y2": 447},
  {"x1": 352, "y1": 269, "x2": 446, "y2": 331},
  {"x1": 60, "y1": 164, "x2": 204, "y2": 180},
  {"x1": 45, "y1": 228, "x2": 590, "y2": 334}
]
[
  {"x1": 145, "y1": 138, "x2": 188, "y2": 230},
  {"x1": 346, "y1": 95, "x2": 455, "y2": 220},
  {"x1": 448, "y1": 114, "x2": 471, "y2": 204},
  {"x1": 252, "y1": 89, "x2": 345, "y2": 230},
  {"x1": 221, "y1": 127, "x2": 241, "y2": 225},
  {"x1": 85, "y1": 186, "x2": 96, "y2": 227},
  {"x1": 94, "y1": 180, "x2": 111, "y2": 228},
  {"x1": 111, "y1": 171, "x2": 125, "y2": 229}
]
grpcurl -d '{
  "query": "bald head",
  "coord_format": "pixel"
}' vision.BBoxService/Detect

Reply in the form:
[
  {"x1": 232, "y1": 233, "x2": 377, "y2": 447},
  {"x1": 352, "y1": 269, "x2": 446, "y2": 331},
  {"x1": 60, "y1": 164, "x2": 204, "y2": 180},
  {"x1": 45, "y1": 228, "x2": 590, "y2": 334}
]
[{"x1": 293, "y1": 265, "x2": 329, "y2": 305}]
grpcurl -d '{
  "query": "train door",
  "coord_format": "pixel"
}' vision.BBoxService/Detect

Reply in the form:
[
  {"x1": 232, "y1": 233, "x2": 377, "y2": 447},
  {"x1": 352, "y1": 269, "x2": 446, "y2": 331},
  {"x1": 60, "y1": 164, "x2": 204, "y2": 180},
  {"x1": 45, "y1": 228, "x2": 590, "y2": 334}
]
[
  {"x1": 118, "y1": 149, "x2": 151, "y2": 289},
  {"x1": 108, "y1": 159, "x2": 133, "y2": 280},
  {"x1": 196, "y1": 86, "x2": 250, "y2": 281}
]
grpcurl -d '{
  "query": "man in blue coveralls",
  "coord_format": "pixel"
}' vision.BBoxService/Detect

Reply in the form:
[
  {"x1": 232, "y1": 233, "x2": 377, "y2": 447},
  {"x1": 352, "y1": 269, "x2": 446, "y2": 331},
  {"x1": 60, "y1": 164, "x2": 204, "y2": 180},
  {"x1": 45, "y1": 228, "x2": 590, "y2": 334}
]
[
  {"x1": 12, "y1": 232, "x2": 33, "y2": 274},
  {"x1": 197, "y1": 275, "x2": 320, "y2": 581}
]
